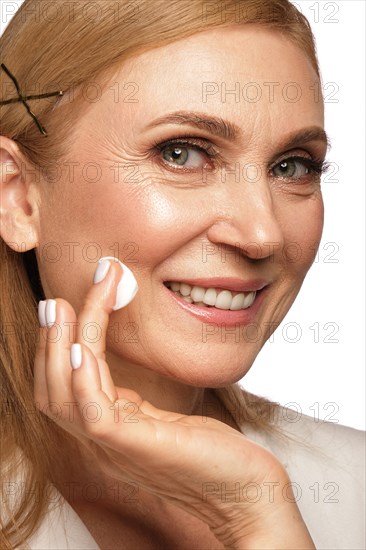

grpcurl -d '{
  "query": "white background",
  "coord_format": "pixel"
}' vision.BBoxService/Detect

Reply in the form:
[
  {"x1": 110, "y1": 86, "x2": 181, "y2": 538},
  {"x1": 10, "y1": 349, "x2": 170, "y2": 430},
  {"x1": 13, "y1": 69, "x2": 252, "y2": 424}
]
[{"x1": 1, "y1": 1, "x2": 365, "y2": 430}]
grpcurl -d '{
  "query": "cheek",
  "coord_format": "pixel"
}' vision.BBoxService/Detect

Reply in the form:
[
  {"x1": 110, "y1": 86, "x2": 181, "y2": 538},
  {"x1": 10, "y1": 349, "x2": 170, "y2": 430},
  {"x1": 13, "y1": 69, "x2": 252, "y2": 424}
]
[
  {"x1": 281, "y1": 193, "x2": 324, "y2": 273},
  {"x1": 96, "y1": 184, "x2": 199, "y2": 268},
  {"x1": 41, "y1": 173, "x2": 202, "y2": 276}
]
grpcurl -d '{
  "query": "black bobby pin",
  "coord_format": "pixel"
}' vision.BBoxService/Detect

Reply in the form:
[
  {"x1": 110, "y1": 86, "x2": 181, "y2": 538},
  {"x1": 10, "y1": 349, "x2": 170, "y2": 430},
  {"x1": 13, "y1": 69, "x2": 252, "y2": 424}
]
[{"x1": 0, "y1": 63, "x2": 63, "y2": 137}]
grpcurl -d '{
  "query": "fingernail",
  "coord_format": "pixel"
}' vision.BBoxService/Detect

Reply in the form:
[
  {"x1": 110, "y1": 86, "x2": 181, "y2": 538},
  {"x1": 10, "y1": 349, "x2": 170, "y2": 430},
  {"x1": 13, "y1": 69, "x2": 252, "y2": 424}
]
[
  {"x1": 38, "y1": 300, "x2": 47, "y2": 327},
  {"x1": 70, "y1": 343, "x2": 82, "y2": 369},
  {"x1": 93, "y1": 258, "x2": 111, "y2": 284},
  {"x1": 45, "y1": 299, "x2": 57, "y2": 328},
  {"x1": 98, "y1": 256, "x2": 139, "y2": 310}
]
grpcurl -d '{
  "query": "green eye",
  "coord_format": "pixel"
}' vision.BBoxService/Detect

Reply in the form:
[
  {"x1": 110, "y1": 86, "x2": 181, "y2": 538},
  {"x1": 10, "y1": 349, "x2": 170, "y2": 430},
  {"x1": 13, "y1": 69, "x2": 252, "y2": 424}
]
[
  {"x1": 161, "y1": 143, "x2": 208, "y2": 169},
  {"x1": 162, "y1": 146, "x2": 189, "y2": 166},
  {"x1": 156, "y1": 138, "x2": 219, "y2": 170},
  {"x1": 271, "y1": 156, "x2": 328, "y2": 182},
  {"x1": 273, "y1": 159, "x2": 309, "y2": 179}
]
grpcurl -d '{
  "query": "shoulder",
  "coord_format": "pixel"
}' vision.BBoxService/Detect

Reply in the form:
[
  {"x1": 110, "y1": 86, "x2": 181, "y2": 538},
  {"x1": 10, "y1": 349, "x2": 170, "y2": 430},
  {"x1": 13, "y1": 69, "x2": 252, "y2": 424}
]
[
  {"x1": 275, "y1": 405, "x2": 365, "y2": 469},
  {"x1": 272, "y1": 406, "x2": 365, "y2": 505},
  {"x1": 2, "y1": 447, "x2": 100, "y2": 550},
  {"x1": 242, "y1": 405, "x2": 366, "y2": 550},
  {"x1": 22, "y1": 494, "x2": 100, "y2": 550}
]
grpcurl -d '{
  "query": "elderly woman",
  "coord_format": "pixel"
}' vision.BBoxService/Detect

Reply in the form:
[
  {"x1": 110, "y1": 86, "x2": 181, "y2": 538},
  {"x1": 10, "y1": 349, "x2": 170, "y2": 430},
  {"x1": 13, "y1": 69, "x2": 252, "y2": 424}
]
[{"x1": 0, "y1": 0, "x2": 364, "y2": 548}]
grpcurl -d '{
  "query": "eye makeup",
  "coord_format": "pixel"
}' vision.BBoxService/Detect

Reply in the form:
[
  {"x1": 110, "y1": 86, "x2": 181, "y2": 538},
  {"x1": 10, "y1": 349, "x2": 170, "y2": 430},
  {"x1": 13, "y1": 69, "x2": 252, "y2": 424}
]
[{"x1": 147, "y1": 132, "x2": 329, "y2": 184}]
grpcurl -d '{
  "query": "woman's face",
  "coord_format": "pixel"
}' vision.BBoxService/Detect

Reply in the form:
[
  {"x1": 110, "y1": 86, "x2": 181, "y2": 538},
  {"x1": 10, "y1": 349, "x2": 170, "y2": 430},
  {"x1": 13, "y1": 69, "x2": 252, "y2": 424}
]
[{"x1": 36, "y1": 25, "x2": 326, "y2": 387}]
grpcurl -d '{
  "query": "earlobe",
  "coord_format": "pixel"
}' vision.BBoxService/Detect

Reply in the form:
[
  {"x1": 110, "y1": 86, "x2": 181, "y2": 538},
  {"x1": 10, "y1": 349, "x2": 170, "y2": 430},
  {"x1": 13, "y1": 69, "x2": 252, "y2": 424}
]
[{"x1": 0, "y1": 136, "x2": 41, "y2": 253}]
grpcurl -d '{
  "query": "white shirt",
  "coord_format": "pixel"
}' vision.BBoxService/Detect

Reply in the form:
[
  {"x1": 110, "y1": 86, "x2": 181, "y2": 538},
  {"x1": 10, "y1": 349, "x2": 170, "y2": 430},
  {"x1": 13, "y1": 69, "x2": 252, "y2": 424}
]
[{"x1": 16, "y1": 406, "x2": 365, "y2": 549}]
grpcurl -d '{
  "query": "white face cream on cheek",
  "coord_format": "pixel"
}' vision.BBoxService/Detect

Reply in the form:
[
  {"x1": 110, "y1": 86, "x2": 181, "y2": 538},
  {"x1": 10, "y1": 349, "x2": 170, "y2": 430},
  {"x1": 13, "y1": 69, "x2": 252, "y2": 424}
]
[{"x1": 94, "y1": 256, "x2": 139, "y2": 310}]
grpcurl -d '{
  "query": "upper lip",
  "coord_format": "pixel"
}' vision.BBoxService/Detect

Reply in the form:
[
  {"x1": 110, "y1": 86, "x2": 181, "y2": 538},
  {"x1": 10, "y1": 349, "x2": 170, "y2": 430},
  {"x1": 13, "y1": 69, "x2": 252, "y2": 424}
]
[{"x1": 164, "y1": 277, "x2": 269, "y2": 293}]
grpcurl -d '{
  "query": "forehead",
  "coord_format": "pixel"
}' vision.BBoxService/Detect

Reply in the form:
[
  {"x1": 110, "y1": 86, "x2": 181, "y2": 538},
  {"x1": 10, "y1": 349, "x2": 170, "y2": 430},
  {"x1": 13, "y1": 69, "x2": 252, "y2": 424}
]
[
  {"x1": 133, "y1": 25, "x2": 319, "y2": 82},
  {"x1": 78, "y1": 25, "x2": 324, "y2": 142}
]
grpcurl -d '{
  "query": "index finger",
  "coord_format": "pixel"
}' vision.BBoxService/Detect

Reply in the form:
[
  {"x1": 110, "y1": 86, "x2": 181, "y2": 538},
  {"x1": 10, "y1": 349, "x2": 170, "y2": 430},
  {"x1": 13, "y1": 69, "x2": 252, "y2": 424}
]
[{"x1": 75, "y1": 257, "x2": 138, "y2": 402}]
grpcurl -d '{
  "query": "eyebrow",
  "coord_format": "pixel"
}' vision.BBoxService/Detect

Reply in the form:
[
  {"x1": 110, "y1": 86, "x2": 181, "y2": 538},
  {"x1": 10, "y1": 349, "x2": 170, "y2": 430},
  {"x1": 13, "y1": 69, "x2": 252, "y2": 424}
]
[
  {"x1": 144, "y1": 110, "x2": 331, "y2": 151},
  {"x1": 277, "y1": 126, "x2": 331, "y2": 152},
  {"x1": 144, "y1": 111, "x2": 241, "y2": 140}
]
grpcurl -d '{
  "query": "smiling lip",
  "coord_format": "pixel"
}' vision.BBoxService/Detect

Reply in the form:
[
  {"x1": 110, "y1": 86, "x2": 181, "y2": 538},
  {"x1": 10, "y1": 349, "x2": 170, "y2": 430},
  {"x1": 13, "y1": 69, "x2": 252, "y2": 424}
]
[
  {"x1": 163, "y1": 277, "x2": 269, "y2": 293},
  {"x1": 163, "y1": 279, "x2": 269, "y2": 326}
]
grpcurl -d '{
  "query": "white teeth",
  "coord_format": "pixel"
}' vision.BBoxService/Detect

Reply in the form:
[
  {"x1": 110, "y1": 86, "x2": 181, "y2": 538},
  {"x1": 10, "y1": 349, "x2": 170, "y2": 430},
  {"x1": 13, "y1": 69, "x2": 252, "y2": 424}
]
[
  {"x1": 202, "y1": 288, "x2": 217, "y2": 306},
  {"x1": 190, "y1": 286, "x2": 206, "y2": 302},
  {"x1": 165, "y1": 282, "x2": 257, "y2": 310},
  {"x1": 179, "y1": 283, "x2": 192, "y2": 296},
  {"x1": 243, "y1": 292, "x2": 256, "y2": 308},
  {"x1": 229, "y1": 293, "x2": 245, "y2": 310},
  {"x1": 215, "y1": 290, "x2": 232, "y2": 310}
]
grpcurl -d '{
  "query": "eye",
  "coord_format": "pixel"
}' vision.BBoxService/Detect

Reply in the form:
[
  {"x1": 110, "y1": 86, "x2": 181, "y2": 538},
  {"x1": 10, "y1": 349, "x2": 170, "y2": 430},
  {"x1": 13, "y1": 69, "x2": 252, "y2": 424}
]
[
  {"x1": 154, "y1": 138, "x2": 219, "y2": 171},
  {"x1": 162, "y1": 144, "x2": 204, "y2": 168},
  {"x1": 271, "y1": 156, "x2": 326, "y2": 181}
]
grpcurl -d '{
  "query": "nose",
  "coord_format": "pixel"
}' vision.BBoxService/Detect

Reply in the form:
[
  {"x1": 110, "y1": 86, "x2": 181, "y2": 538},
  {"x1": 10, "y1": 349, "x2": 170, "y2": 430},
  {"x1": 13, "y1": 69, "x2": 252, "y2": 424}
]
[{"x1": 206, "y1": 171, "x2": 284, "y2": 261}]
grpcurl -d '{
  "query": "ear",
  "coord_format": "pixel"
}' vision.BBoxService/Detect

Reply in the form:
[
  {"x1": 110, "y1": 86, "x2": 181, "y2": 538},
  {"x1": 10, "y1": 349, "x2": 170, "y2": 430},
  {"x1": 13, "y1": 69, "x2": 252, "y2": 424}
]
[{"x1": 0, "y1": 135, "x2": 41, "y2": 253}]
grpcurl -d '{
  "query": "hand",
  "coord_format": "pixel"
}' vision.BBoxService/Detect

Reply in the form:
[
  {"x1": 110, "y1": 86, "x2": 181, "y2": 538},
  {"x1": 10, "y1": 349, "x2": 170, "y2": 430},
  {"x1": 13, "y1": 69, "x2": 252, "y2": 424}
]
[{"x1": 33, "y1": 259, "x2": 315, "y2": 549}]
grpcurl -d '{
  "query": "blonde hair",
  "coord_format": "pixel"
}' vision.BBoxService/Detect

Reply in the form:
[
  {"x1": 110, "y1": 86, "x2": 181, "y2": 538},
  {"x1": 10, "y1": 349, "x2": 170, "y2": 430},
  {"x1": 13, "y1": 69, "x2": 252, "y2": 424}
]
[{"x1": 0, "y1": 0, "x2": 321, "y2": 547}]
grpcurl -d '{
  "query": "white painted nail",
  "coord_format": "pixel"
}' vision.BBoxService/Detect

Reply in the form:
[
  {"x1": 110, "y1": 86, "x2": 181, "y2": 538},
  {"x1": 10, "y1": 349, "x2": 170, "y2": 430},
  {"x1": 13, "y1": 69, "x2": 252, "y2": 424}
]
[
  {"x1": 70, "y1": 343, "x2": 82, "y2": 369},
  {"x1": 98, "y1": 256, "x2": 139, "y2": 310},
  {"x1": 38, "y1": 300, "x2": 47, "y2": 327},
  {"x1": 45, "y1": 299, "x2": 57, "y2": 328},
  {"x1": 93, "y1": 258, "x2": 111, "y2": 284}
]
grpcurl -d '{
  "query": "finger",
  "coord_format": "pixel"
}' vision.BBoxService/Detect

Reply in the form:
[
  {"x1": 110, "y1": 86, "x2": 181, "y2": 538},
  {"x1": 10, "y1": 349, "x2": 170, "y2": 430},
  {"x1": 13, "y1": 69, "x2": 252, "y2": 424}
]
[
  {"x1": 33, "y1": 310, "x2": 49, "y2": 410},
  {"x1": 43, "y1": 298, "x2": 80, "y2": 422},
  {"x1": 35, "y1": 300, "x2": 92, "y2": 443},
  {"x1": 70, "y1": 342, "x2": 117, "y2": 437},
  {"x1": 114, "y1": 387, "x2": 185, "y2": 422},
  {"x1": 44, "y1": 299, "x2": 77, "y2": 405},
  {"x1": 70, "y1": 344, "x2": 160, "y2": 450},
  {"x1": 75, "y1": 259, "x2": 126, "y2": 402}
]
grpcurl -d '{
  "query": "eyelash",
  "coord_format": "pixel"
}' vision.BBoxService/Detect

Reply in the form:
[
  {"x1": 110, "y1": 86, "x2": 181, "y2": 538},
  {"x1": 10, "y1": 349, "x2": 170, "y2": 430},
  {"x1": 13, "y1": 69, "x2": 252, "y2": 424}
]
[
  {"x1": 150, "y1": 136, "x2": 329, "y2": 180},
  {"x1": 151, "y1": 136, "x2": 220, "y2": 168}
]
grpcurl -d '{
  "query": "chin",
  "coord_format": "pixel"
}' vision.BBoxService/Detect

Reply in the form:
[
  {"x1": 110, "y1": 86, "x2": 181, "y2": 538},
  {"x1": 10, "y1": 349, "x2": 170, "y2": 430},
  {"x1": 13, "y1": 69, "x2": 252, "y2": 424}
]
[{"x1": 158, "y1": 352, "x2": 255, "y2": 389}]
